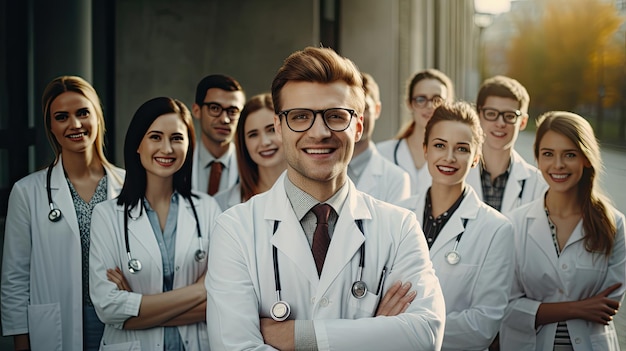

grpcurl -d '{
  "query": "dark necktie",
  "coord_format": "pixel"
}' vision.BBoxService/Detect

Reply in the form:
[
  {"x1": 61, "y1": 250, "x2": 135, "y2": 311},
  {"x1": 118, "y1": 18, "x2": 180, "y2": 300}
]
[
  {"x1": 208, "y1": 161, "x2": 223, "y2": 196},
  {"x1": 311, "y1": 203, "x2": 332, "y2": 277}
]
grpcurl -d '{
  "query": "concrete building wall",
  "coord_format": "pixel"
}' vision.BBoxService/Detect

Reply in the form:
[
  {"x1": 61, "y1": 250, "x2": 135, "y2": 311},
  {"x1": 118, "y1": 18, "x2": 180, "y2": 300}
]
[
  {"x1": 113, "y1": 0, "x2": 476, "y2": 156},
  {"x1": 114, "y1": 0, "x2": 320, "y2": 163}
]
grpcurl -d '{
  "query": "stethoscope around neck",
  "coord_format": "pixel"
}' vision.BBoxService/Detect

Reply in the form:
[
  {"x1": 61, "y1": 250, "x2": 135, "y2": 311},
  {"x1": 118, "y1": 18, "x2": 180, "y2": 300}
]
[
  {"x1": 46, "y1": 163, "x2": 63, "y2": 222},
  {"x1": 123, "y1": 196, "x2": 207, "y2": 274},
  {"x1": 269, "y1": 219, "x2": 366, "y2": 322},
  {"x1": 444, "y1": 218, "x2": 469, "y2": 265}
]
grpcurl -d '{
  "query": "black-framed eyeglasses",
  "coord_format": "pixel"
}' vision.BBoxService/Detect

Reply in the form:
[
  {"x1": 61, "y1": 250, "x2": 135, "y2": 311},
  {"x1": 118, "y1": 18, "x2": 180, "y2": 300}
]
[
  {"x1": 201, "y1": 102, "x2": 241, "y2": 119},
  {"x1": 411, "y1": 95, "x2": 444, "y2": 108},
  {"x1": 278, "y1": 108, "x2": 357, "y2": 132},
  {"x1": 480, "y1": 108, "x2": 522, "y2": 124}
]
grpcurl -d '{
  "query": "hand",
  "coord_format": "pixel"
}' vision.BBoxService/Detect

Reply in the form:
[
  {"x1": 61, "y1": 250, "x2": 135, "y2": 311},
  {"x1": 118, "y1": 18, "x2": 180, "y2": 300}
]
[
  {"x1": 107, "y1": 267, "x2": 132, "y2": 292},
  {"x1": 576, "y1": 283, "x2": 621, "y2": 325},
  {"x1": 260, "y1": 318, "x2": 295, "y2": 351},
  {"x1": 375, "y1": 281, "x2": 417, "y2": 316}
]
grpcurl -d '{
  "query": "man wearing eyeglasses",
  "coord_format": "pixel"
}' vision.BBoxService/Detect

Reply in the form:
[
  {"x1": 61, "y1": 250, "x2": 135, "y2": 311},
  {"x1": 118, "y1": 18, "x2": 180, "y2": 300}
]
[
  {"x1": 191, "y1": 74, "x2": 245, "y2": 195},
  {"x1": 467, "y1": 75, "x2": 547, "y2": 215},
  {"x1": 205, "y1": 47, "x2": 445, "y2": 351}
]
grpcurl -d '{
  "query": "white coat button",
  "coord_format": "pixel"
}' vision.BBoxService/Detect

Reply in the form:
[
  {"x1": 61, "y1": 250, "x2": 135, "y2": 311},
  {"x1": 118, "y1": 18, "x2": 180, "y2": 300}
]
[
  {"x1": 575, "y1": 337, "x2": 581, "y2": 344},
  {"x1": 319, "y1": 297, "x2": 329, "y2": 307},
  {"x1": 175, "y1": 266, "x2": 180, "y2": 271},
  {"x1": 558, "y1": 288, "x2": 564, "y2": 294},
  {"x1": 310, "y1": 297, "x2": 316, "y2": 305},
  {"x1": 561, "y1": 264, "x2": 568, "y2": 270}
]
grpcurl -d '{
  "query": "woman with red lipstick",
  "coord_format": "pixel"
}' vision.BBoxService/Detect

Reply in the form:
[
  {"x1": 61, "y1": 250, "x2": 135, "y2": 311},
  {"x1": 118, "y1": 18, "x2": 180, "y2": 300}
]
[
  {"x1": 89, "y1": 97, "x2": 221, "y2": 349},
  {"x1": 1, "y1": 76, "x2": 125, "y2": 351},
  {"x1": 396, "y1": 101, "x2": 515, "y2": 350},
  {"x1": 214, "y1": 93, "x2": 286, "y2": 211},
  {"x1": 377, "y1": 69, "x2": 454, "y2": 197},
  {"x1": 500, "y1": 112, "x2": 625, "y2": 351}
]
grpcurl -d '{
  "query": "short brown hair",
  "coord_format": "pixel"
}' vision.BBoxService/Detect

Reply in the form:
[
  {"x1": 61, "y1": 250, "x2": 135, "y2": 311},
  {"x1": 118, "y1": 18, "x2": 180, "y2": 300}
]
[
  {"x1": 271, "y1": 47, "x2": 364, "y2": 114},
  {"x1": 476, "y1": 75, "x2": 529, "y2": 113}
]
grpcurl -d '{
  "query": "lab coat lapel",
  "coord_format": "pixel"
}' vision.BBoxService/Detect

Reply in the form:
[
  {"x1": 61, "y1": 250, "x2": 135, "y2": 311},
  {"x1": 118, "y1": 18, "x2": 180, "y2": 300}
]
[
  {"x1": 318, "y1": 187, "x2": 371, "y2": 295},
  {"x1": 429, "y1": 192, "x2": 479, "y2": 257},
  {"x1": 52, "y1": 157, "x2": 80, "y2": 240},
  {"x1": 105, "y1": 165, "x2": 123, "y2": 199},
  {"x1": 501, "y1": 152, "x2": 531, "y2": 211},
  {"x1": 227, "y1": 143, "x2": 239, "y2": 186},
  {"x1": 127, "y1": 204, "x2": 163, "y2": 274},
  {"x1": 267, "y1": 177, "x2": 319, "y2": 285},
  {"x1": 356, "y1": 150, "x2": 382, "y2": 194},
  {"x1": 526, "y1": 204, "x2": 558, "y2": 263},
  {"x1": 175, "y1": 194, "x2": 197, "y2": 269}
]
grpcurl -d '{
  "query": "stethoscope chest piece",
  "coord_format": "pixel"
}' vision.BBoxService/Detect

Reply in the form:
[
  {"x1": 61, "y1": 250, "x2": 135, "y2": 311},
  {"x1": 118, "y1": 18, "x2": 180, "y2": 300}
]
[
  {"x1": 270, "y1": 300, "x2": 291, "y2": 322},
  {"x1": 194, "y1": 249, "x2": 207, "y2": 262},
  {"x1": 48, "y1": 208, "x2": 62, "y2": 222},
  {"x1": 351, "y1": 280, "x2": 368, "y2": 299},
  {"x1": 128, "y1": 257, "x2": 142, "y2": 273},
  {"x1": 445, "y1": 250, "x2": 460, "y2": 265}
]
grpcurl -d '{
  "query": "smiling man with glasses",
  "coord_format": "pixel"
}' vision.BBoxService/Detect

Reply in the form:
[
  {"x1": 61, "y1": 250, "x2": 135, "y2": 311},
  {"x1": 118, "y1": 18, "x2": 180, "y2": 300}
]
[
  {"x1": 466, "y1": 75, "x2": 547, "y2": 215},
  {"x1": 191, "y1": 74, "x2": 245, "y2": 195},
  {"x1": 205, "y1": 47, "x2": 445, "y2": 351}
]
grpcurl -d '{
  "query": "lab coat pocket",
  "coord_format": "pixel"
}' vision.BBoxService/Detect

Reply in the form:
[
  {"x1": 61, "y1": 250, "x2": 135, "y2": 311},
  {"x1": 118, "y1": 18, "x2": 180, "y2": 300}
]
[
  {"x1": 349, "y1": 290, "x2": 379, "y2": 318},
  {"x1": 589, "y1": 330, "x2": 617, "y2": 351},
  {"x1": 27, "y1": 303, "x2": 62, "y2": 351},
  {"x1": 101, "y1": 340, "x2": 141, "y2": 351}
]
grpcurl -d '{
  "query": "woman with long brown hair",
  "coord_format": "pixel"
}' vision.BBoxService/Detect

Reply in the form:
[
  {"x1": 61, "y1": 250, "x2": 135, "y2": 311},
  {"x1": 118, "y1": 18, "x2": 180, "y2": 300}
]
[
  {"x1": 500, "y1": 111, "x2": 625, "y2": 350},
  {"x1": 214, "y1": 93, "x2": 286, "y2": 210}
]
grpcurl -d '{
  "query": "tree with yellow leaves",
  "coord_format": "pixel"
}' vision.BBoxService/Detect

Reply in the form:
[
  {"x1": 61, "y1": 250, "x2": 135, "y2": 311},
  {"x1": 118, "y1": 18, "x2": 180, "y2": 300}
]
[{"x1": 506, "y1": 0, "x2": 624, "y2": 116}]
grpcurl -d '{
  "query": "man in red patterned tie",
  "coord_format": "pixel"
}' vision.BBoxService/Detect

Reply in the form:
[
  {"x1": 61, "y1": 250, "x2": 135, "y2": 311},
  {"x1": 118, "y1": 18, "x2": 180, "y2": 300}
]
[
  {"x1": 191, "y1": 74, "x2": 245, "y2": 195},
  {"x1": 205, "y1": 47, "x2": 445, "y2": 351}
]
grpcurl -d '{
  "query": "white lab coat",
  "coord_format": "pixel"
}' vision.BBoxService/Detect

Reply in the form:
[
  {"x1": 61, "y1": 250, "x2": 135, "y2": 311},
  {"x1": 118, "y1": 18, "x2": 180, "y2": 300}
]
[
  {"x1": 377, "y1": 138, "x2": 432, "y2": 197},
  {"x1": 466, "y1": 150, "x2": 547, "y2": 215},
  {"x1": 89, "y1": 192, "x2": 221, "y2": 350},
  {"x1": 355, "y1": 148, "x2": 411, "y2": 204},
  {"x1": 205, "y1": 173, "x2": 445, "y2": 351},
  {"x1": 397, "y1": 186, "x2": 514, "y2": 350},
  {"x1": 1, "y1": 156, "x2": 125, "y2": 351},
  {"x1": 213, "y1": 183, "x2": 241, "y2": 211},
  {"x1": 500, "y1": 199, "x2": 626, "y2": 351},
  {"x1": 191, "y1": 143, "x2": 239, "y2": 193}
]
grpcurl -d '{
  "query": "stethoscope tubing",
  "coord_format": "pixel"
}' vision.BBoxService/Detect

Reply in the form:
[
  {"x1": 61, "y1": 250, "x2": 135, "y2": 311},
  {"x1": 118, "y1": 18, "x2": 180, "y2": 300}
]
[
  {"x1": 270, "y1": 217, "x2": 366, "y2": 321},
  {"x1": 123, "y1": 195, "x2": 206, "y2": 274},
  {"x1": 46, "y1": 162, "x2": 63, "y2": 222}
]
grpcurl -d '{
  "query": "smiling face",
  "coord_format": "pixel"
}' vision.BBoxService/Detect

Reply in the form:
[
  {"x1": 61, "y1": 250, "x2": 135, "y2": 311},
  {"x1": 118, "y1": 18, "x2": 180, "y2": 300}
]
[
  {"x1": 192, "y1": 88, "x2": 245, "y2": 150},
  {"x1": 49, "y1": 91, "x2": 99, "y2": 156},
  {"x1": 424, "y1": 120, "x2": 478, "y2": 189},
  {"x1": 537, "y1": 130, "x2": 589, "y2": 195},
  {"x1": 244, "y1": 107, "x2": 284, "y2": 170},
  {"x1": 137, "y1": 113, "x2": 190, "y2": 182},
  {"x1": 409, "y1": 79, "x2": 449, "y2": 130},
  {"x1": 479, "y1": 96, "x2": 528, "y2": 152},
  {"x1": 275, "y1": 81, "x2": 363, "y2": 191}
]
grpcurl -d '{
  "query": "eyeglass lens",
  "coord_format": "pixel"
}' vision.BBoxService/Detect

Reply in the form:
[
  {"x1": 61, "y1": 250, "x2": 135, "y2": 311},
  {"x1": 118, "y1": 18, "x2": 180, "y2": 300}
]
[
  {"x1": 204, "y1": 102, "x2": 240, "y2": 118},
  {"x1": 284, "y1": 108, "x2": 354, "y2": 132}
]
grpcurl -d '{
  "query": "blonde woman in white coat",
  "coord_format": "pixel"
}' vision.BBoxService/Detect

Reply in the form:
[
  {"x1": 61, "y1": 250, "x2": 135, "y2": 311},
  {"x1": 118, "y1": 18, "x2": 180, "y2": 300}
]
[
  {"x1": 377, "y1": 69, "x2": 454, "y2": 197},
  {"x1": 89, "y1": 97, "x2": 221, "y2": 350},
  {"x1": 397, "y1": 101, "x2": 515, "y2": 350},
  {"x1": 500, "y1": 111, "x2": 626, "y2": 351},
  {"x1": 1, "y1": 76, "x2": 125, "y2": 351}
]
